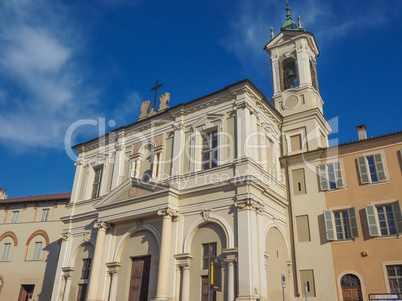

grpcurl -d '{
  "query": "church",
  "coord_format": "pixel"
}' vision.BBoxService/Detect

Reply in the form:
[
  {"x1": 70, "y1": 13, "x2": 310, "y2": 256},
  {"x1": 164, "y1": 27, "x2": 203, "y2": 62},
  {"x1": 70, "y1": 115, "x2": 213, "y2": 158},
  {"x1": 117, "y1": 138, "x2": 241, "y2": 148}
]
[{"x1": 49, "y1": 4, "x2": 332, "y2": 301}]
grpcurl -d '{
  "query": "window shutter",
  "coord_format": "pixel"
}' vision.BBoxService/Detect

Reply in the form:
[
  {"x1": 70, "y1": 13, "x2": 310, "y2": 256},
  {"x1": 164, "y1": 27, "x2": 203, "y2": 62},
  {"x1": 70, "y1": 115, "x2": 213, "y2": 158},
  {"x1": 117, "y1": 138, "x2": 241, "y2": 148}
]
[
  {"x1": 333, "y1": 161, "x2": 344, "y2": 188},
  {"x1": 392, "y1": 200, "x2": 402, "y2": 234},
  {"x1": 323, "y1": 210, "x2": 335, "y2": 240},
  {"x1": 348, "y1": 207, "x2": 359, "y2": 238},
  {"x1": 373, "y1": 153, "x2": 386, "y2": 181},
  {"x1": 318, "y1": 164, "x2": 329, "y2": 191},
  {"x1": 357, "y1": 156, "x2": 369, "y2": 184},
  {"x1": 365, "y1": 205, "x2": 379, "y2": 236}
]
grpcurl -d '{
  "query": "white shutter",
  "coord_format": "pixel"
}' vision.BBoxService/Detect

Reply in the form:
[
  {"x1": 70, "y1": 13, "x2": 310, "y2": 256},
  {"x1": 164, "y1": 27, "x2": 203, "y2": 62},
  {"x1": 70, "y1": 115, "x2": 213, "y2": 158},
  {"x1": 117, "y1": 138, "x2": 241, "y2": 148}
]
[
  {"x1": 333, "y1": 161, "x2": 344, "y2": 188},
  {"x1": 365, "y1": 205, "x2": 379, "y2": 236},
  {"x1": 318, "y1": 164, "x2": 329, "y2": 191},
  {"x1": 323, "y1": 210, "x2": 335, "y2": 240},
  {"x1": 392, "y1": 200, "x2": 402, "y2": 234},
  {"x1": 373, "y1": 153, "x2": 386, "y2": 181},
  {"x1": 348, "y1": 207, "x2": 359, "y2": 238},
  {"x1": 357, "y1": 156, "x2": 369, "y2": 184}
]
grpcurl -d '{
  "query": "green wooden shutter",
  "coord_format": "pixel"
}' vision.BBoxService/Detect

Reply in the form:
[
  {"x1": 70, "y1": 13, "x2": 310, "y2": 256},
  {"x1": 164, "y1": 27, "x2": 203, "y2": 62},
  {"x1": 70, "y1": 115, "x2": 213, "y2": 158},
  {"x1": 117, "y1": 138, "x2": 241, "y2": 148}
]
[
  {"x1": 392, "y1": 200, "x2": 402, "y2": 234},
  {"x1": 323, "y1": 210, "x2": 335, "y2": 240},
  {"x1": 333, "y1": 161, "x2": 344, "y2": 188},
  {"x1": 318, "y1": 164, "x2": 329, "y2": 191},
  {"x1": 348, "y1": 207, "x2": 359, "y2": 238},
  {"x1": 373, "y1": 153, "x2": 386, "y2": 181},
  {"x1": 365, "y1": 205, "x2": 379, "y2": 236},
  {"x1": 357, "y1": 156, "x2": 369, "y2": 184}
]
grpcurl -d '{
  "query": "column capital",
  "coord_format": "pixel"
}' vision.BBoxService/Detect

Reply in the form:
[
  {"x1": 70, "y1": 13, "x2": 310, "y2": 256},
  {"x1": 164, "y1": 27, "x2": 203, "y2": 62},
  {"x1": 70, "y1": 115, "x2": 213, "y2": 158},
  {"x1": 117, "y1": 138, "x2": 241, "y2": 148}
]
[
  {"x1": 94, "y1": 221, "x2": 109, "y2": 231},
  {"x1": 222, "y1": 248, "x2": 238, "y2": 264},
  {"x1": 62, "y1": 267, "x2": 74, "y2": 279},
  {"x1": 174, "y1": 253, "x2": 193, "y2": 268},
  {"x1": 60, "y1": 233, "x2": 71, "y2": 241},
  {"x1": 157, "y1": 208, "x2": 179, "y2": 221},
  {"x1": 234, "y1": 199, "x2": 263, "y2": 214},
  {"x1": 106, "y1": 262, "x2": 122, "y2": 275}
]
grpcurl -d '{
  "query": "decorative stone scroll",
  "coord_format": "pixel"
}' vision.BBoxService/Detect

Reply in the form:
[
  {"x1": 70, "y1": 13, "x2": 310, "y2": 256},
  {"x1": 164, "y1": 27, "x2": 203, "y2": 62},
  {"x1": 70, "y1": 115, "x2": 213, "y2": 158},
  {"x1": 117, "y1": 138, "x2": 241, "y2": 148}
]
[
  {"x1": 157, "y1": 208, "x2": 179, "y2": 222},
  {"x1": 202, "y1": 209, "x2": 212, "y2": 222},
  {"x1": 94, "y1": 221, "x2": 109, "y2": 231},
  {"x1": 60, "y1": 233, "x2": 71, "y2": 241}
]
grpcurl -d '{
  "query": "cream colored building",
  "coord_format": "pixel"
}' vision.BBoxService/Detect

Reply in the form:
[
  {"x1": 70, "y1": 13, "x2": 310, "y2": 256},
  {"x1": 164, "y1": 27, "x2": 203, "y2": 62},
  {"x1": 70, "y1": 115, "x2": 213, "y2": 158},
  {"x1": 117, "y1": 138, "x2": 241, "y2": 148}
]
[
  {"x1": 0, "y1": 190, "x2": 70, "y2": 300},
  {"x1": 50, "y1": 5, "x2": 336, "y2": 301}
]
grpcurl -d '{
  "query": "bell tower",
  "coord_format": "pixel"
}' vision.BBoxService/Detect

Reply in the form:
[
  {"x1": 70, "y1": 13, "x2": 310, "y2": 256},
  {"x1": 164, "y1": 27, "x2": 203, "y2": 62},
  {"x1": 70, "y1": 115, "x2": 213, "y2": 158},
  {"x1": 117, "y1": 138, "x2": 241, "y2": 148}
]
[{"x1": 265, "y1": 3, "x2": 331, "y2": 155}]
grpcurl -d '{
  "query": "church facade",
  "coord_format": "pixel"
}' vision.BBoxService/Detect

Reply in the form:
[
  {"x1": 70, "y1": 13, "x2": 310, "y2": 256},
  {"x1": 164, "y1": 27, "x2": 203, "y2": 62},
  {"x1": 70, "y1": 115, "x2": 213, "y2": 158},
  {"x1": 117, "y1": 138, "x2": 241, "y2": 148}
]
[{"x1": 51, "y1": 6, "x2": 335, "y2": 301}]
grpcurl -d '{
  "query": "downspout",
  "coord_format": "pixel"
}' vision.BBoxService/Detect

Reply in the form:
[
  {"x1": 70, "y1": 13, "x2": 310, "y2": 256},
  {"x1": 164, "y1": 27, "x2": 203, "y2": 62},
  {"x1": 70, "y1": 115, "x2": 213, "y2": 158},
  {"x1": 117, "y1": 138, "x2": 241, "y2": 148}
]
[
  {"x1": 284, "y1": 157, "x2": 300, "y2": 297},
  {"x1": 280, "y1": 116, "x2": 300, "y2": 298}
]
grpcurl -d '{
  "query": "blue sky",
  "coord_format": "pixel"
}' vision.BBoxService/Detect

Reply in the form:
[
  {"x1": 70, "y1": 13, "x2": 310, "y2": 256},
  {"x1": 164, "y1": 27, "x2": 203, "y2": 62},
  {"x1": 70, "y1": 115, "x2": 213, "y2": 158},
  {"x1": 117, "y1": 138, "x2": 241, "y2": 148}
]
[{"x1": 1, "y1": 0, "x2": 401, "y2": 198}]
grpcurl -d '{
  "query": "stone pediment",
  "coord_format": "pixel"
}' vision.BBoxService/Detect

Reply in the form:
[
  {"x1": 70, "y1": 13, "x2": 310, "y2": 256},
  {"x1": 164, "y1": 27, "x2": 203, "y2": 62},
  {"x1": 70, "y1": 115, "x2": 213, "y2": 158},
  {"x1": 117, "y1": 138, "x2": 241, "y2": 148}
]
[{"x1": 94, "y1": 178, "x2": 169, "y2": 208}]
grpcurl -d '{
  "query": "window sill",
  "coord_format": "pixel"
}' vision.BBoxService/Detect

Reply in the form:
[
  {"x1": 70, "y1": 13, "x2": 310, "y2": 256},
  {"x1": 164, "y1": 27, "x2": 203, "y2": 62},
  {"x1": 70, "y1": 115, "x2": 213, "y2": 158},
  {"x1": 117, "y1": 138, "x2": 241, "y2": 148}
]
[
  {"x1": 326, "y1": 187, "x2": 348, "y2": 193},
  {"x1": 376, "y1": 235, "x2": 399, "y2": 240},
  {"x1": 366, "y1": 180, "x2": 390, "y2": 187},
  {"x1": 25, "y1": 259, "x2": 44, "y2": 262},
  {"x1": 0, "y1": 260, "x2": 11, "y2": 262},
  {"x1": 332, "y1": 238, "x2": 355, "y2": 244}
]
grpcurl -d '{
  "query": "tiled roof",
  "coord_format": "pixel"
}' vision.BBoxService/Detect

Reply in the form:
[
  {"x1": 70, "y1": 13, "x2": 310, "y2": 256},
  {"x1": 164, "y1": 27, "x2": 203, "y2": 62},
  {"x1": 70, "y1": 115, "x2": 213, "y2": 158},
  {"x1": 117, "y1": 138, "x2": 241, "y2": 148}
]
[
  {"x1": 0, "y1": 193, "x2": 71, "y2": 204},
  {"x1": 331, "y1": 130, "x2": 402, "y2": 148}
]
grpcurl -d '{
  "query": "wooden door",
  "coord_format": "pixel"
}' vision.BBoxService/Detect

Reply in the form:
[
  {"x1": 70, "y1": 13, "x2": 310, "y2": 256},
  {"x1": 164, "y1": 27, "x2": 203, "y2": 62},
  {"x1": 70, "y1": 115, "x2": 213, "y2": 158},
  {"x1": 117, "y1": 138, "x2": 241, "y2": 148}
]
[
  {"x1": 201, "y1": 276, "x2": 216, "y2": 301},
  {"x1": 18, "y1": 285, "x2": 34, "y2": 301},
  {"x1": 128, "y1": 256, "x2": 151, "y2": 301},
  {"x1": 77, "y1": 284, "x2": 87, "y2": 301},
  {"x1": 342, "y1": 287, "x2": 363, "y2": 301}
]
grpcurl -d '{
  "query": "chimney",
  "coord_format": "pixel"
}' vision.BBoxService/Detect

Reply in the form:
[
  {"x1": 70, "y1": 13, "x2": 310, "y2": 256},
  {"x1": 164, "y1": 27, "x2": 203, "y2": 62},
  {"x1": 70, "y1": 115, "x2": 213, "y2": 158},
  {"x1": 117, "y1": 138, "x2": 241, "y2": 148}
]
[
  {"x1": 356, "y1": 125, "x2": 367, "y2": 141},
  {"x1": 0, "y1": 188, "x2": 7, "y2": 200}
]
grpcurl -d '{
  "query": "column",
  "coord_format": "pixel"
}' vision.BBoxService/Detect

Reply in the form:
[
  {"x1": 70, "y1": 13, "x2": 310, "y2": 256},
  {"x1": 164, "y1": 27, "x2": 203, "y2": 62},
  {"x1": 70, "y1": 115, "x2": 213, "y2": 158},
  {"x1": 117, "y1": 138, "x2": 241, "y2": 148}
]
[
  {"x1": 87, "y1": 222, "x2": 108, "y2": 301},
  {"x1": 51, "y1": 233, "x2": 71, "y2": 301},
  {"x1": 106, "y1": 262, "x2": 122, "y2": 301},
  {"x1": 154, "y1": 209, "x2": 177, "y2": 301},
  {"x1": 174, "y1": 253, "x2": 193, "y2": 301},
  {"x1": 61, "y1": 267, "x2": 74, "y2": 301},
  {"x1": 171, "y1": 124, "x2": 184, "y2": 176},
  {"x1": 223, "y1": 249, "x2": 237, "y2": 301},
  {"x1": 71, "y1": 161, "x2": 83, "y2": 202},
  {"x1": 235, "y1": 200, "x2": 262, "y2": 300}
]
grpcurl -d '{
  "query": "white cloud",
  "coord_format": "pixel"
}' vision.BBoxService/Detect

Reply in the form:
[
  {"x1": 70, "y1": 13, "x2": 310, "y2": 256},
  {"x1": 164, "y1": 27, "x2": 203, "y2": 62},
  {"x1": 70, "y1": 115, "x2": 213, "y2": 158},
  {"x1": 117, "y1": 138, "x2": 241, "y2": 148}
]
[
  {"x1": 222, "y1": 0, "x2": 402, "y2": 71},
  {"x1": 0, "y1": 0, "x2": 100, "y2": 150}
]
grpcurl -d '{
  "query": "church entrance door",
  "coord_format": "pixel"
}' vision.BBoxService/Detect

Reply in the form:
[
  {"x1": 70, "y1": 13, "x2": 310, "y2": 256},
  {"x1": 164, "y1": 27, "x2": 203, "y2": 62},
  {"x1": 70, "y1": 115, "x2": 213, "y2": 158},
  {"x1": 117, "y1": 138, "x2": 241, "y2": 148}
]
[{"x1": 128, "y1": 256, "x2": 151, "y2": 301}]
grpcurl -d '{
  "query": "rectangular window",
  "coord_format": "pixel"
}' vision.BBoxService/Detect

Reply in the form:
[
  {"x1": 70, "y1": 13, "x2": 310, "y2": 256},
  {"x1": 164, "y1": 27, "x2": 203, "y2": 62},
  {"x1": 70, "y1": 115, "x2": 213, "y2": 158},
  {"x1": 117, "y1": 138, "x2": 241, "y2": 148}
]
[
  {"x1": 365, "y1": 201, "x2": 402, "y2": 237},
  {"x1": 81, "y1": 258, "x2": 92, "y2": 279},
  {"x1": 334, "y1": 211, "x2": 352, "y2": 240},
  {"x1": 202, "y1": 242, "x2": 217, "y2": 269},
  {"x1": 387, "y1": 265, "x2": 402, "y2": 294},
  {"x1": 318, "y1": 162, "x2": 344, "y2": 191},
  {"x1": 11, "y1": 211, "x2": 19, "y2": 223},
  {"x1": 377, "y1": 205, "x2": 397, "y2": 236},
  {"x1": 41, "y1": 209, "x2": 50, "y2": 222},
  {"x1": 33, "y1": 242, "x2": 42, "y2": 260},
  {"x1": 1, "y1": 243, "x2": 11, "y2": 261},
  {"x1": 91, "y1": 166, "x2": 103, "y2": 199},
  {"x1": 202, "y1": 131, "x2": 218, "y2": 170},
  {"x1": 323, "y1": 208, "x2": 359, "y2": 241},
  {"x1": 357, "y1": 153, "x2": 387, "y2": 184}
]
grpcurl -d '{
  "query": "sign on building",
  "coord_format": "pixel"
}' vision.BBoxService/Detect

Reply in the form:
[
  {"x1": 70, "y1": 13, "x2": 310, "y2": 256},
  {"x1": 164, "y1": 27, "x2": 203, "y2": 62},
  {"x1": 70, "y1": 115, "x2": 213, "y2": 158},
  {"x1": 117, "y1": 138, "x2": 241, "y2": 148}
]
[{"x1": 210, "y1": 257, "x2": 222, "y2": 292}]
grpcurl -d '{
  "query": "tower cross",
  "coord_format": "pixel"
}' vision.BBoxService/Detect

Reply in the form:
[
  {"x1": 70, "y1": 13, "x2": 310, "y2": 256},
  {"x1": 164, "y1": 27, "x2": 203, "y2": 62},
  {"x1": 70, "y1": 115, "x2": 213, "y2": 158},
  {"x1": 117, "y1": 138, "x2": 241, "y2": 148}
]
[{"x1": 150, "y1": 80, "x2": 164, "y2": 109}]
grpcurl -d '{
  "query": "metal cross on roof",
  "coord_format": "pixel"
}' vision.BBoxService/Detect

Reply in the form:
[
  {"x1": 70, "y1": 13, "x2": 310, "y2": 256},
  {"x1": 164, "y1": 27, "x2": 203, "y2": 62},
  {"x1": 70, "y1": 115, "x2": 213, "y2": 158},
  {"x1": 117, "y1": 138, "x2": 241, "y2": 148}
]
[{"x1": 150, "y1": 80, "x2": 164, "y2": 109}]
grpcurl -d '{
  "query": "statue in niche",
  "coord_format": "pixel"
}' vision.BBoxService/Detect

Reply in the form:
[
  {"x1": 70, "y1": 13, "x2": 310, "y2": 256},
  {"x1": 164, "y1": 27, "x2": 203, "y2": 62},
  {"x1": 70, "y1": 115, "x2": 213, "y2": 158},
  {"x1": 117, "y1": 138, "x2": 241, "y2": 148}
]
[
  {"x1": 139, "y1": 100, "x2": 152, "y2": 119},
  {"x1": 159, "y1": 92, "x2": 170, "y2": 111}
]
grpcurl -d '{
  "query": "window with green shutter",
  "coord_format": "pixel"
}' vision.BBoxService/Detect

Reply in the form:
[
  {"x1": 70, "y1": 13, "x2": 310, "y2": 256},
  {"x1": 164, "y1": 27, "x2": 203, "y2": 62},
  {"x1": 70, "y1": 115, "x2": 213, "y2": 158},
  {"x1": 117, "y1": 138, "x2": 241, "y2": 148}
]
[
  {"x1": 318, "y1": 162, "x2": 344, "y2": 191},
  {"x1": 365, "y1": 205, "x2": 379, "y2": 236},
  {"x1": 323, "y1": 210, "x2": 335, "y2": 240},
  {"x1": 328, "y1": 208, "x2": 359, "y2": 241},
  {"x1": 357, "y1": 154, "x2": 387, "y2": 184}
]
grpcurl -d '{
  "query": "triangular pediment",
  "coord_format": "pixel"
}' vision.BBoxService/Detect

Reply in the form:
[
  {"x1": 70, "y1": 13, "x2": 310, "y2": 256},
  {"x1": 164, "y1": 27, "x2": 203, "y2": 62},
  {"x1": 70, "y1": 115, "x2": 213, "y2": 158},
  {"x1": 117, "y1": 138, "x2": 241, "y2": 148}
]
[{"x1": 94, "y1": 178, "x2": 170, "y2": 208}]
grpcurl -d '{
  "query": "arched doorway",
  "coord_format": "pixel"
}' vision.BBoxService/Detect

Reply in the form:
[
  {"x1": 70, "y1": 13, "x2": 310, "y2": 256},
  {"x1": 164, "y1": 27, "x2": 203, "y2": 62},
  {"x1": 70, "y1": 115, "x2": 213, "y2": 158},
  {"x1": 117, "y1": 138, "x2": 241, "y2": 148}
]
[{"x1": 341, "y1": 274, "x2": 363, "y2": 301}]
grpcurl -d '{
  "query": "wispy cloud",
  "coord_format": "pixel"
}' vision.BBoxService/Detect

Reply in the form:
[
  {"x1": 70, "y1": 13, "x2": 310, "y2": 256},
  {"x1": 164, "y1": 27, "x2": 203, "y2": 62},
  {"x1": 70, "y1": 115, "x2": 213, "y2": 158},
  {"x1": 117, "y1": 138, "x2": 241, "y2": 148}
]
[
  {"x1": 0, "y1": 0, "x2": 99, "y2": 150},
  {"x1": 222, "y1": 0, "x2": 402, "y2": 72},
  {"x1": 112, "y1": 90, "x2": 143, "y2": 125}
]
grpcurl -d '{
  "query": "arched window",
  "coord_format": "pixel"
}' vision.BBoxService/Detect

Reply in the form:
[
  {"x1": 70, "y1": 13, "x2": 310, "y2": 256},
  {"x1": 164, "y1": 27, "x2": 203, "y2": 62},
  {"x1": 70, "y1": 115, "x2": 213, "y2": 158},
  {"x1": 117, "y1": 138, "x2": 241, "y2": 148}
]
[{"x1": 283, "y1": 58, "x2": 298, "y2": 90}]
